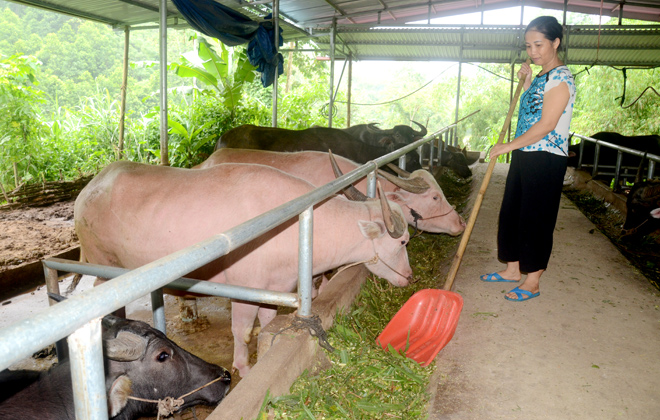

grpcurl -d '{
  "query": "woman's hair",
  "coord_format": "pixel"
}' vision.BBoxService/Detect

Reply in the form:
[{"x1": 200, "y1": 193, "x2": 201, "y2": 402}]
[{"x1": 525, "y1": 16, "x2": 563, "y2": 46}]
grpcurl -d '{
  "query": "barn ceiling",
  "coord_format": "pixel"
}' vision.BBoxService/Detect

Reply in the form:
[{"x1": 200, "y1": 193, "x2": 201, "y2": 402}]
[{"x1": 6, "y1": 0, "x2": 660, "y2": 66}]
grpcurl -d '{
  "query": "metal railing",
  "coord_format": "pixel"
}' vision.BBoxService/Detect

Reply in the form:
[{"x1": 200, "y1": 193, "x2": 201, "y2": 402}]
[
  {"x1": 571, "y1": 133, "x2": 659, "y2": 189},
  {"x1": 0, "y1": 124, "x2": 457, "y2": 420}
]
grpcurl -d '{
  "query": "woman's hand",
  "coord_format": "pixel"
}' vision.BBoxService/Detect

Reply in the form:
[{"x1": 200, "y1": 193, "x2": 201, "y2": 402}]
[
  {"x1": 518, "y1": 61, "x2": 532, "y2": 90},
  {"x1": 489, "y1": 143, "x2": 510, "y2": 160}
]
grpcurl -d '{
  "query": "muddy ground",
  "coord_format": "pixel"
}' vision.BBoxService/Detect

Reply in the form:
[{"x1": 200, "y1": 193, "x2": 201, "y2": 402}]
[{"x1": 0, "y1": 201, "x2": 78, "y2": 270}]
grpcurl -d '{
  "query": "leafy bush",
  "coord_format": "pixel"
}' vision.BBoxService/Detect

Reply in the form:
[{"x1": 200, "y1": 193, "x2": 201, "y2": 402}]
[{"x1": 0, "y1": 53, "x2": 45, "y2": 188}]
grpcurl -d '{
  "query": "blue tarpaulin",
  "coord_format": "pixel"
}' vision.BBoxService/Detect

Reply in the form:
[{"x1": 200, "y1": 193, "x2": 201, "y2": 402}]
[{"x1": 171, "y1": 0, "x2": 283, "y2": 87}]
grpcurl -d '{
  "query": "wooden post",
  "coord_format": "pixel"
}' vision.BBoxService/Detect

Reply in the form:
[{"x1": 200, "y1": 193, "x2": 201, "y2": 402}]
[{"x1": 118, "y1": 26, "x2": 130, "y2": 160}]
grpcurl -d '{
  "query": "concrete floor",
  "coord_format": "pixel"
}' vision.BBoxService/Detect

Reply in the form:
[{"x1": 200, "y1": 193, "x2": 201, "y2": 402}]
[{"x1": 427, "y1": 162, "x2": 660, "y2": 419}]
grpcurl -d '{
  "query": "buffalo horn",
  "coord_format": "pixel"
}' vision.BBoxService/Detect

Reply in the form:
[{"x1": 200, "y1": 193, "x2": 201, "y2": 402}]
[
  {"x1": 377, "y1": 181, "x2": 407, "y2": 238},
  {"x1": 411, "y1": 121, "x2": 428, "y2": 137},
  {"x1": 376, "y1": 169, "x2": 430, "y2": 193},
  {"x1": 367, "y1": 122, "x2": 391, "y2": 134},
  {"x1": 105, "y1": 331, "x2": 149, "y2": 362},
  {"x1": 328, "y1": 150, "x2": 368, "y2": 201},
  {"x1": 386, "y1": 163, "x2": 412, "y2": 178}
]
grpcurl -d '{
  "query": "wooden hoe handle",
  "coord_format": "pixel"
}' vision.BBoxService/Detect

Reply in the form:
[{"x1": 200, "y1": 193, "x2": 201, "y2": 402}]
[{"x1": 443, "y1": 59, "x2": 531, "y2": 291}]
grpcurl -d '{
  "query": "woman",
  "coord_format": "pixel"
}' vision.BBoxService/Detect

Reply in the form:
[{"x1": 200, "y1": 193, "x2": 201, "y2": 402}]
[{"x1": 480, "y1": 15, "x2": 576, "y2": 302}]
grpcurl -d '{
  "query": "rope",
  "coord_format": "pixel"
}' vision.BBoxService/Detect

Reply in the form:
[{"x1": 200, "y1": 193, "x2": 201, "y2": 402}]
[
  {"x1": 333, "y1": 64, "x2": 457, "y2": 106},
  {"x1": 269, "y1": 314, "x2": 336, "y2": 352},
  {"x1": 126, "y1": 375, "x2": 226, "y2": 420},
  {"x1": 407, "y1": 204, "x2": 457, "y2": 239},
  {"x1": 622, "y1": 86, "x2": 660, "y2": 109},
  {"x1": 268, "y1": 256, "x2": 378, "y2": 351}
]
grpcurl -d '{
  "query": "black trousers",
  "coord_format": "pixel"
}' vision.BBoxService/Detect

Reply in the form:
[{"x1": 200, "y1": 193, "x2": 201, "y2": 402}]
[{"x1": 497, "y1": 150, "x2": 567, "y2": 273}]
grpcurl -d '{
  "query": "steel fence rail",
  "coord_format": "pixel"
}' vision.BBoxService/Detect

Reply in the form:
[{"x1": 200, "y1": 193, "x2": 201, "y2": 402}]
[{"x1": 571, "y1": 133, "x2": 659, "y2": 185}]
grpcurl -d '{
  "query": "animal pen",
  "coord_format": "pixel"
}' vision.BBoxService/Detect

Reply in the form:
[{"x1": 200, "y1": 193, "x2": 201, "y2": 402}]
[
  {"x1": 0, "y1": 128, "x2": 454, "y2": 420},
  {"x1": 3, "y1": 1, "x2": 660, "y2": 419}
]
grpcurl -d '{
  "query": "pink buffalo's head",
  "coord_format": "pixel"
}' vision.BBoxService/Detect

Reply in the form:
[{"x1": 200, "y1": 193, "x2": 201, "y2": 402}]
[
  {"x1": 355, "y1": 182, "x2": 412, "y2": 287},
  {"x1": 379, "y1": 165, "x2": 466, "y2": 236}
]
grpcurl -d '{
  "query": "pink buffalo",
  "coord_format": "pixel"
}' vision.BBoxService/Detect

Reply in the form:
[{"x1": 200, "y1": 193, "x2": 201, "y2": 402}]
[
  {"x1": 196, "y1": 149, "x2": 466, "y2": 235},
  {"x1": 75, "y1": 161, "x2": 412, "y2": 377}
]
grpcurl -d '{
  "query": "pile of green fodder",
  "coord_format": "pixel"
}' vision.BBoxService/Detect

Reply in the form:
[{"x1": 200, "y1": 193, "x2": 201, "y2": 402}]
[{"x1": 259, "y1": 169, "x2": 472, "y2": 419}]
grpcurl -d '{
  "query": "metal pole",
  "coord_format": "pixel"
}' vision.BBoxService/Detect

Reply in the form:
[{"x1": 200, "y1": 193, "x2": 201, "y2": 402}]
[
  {"x1": 429, "y1": 138, "x2": 435, "y2": 171},
  {"x1": 44, "y1": 264, "x2": 68, "y2": 361},
  {"x1": 454, "y1": 62, "x2": 462, "y2": 147},
  {"x1": 614, "y1": 150, "x2": 623, "y2": 188},
  {"x1": 44, "y1": 258, "x2": 300, "y2": 308},
  {"x1": 367, "y1": 172, "x2": 377, "y2": 198},
  {"x1": 69, "y1": 318, "x2": 108, "y2": 420},
  {"x1": 159, "y1": 0, "x2": 169, "y2": 166},
  {"x1": 328, "y1": 19, "x2": 336, "y2": 127},
  {"x1": 481, "y1": 0, "x2": 485, "y2": 25},
  {"x1": 297, "y1": 206, "x2": 313, "y2": 318},
  {"x1": 151, "y1": 289, "x2": 166, "y2": 333},
  {"x1": 118, "y1": 26, "x2": 130, "y2": 160},
  {"x1": 454, "y1": 28, "x2": 464, "y2": 147},
  {"x1": 648, "y1": 160, "x2": 656, "y2": 179},
  {"x1": 578, "y1": 140, "x2": 585, "y2": 168},
  {"x1": 398, "y1": 155, "x2": 406, "y2": 170},
  {"x1": 347, "y1": 53, "x2": 352, "y2": 127},
  {"x1": 593, "y1": 144, "x2": 601, "y2": 176},
  {"x1": 272, "y1": 0, "x2": 279, "y2": 127}
]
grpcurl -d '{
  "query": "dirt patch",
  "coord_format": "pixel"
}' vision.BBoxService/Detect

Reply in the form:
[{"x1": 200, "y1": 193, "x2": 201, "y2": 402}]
[{"x1": 0, "y1": 200, "x2": 78, "y2": 270}]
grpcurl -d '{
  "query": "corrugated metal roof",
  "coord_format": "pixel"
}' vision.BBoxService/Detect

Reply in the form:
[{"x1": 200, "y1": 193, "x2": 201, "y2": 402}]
[
  {"x1": 6, "y1": 0, "x2": 660, "y2": 65},
  {"x1": 315, "y1": 23, "x2": 660, "y2": 66}
]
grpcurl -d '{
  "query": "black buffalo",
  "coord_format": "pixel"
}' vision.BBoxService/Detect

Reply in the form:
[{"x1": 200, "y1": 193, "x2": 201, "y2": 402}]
[
  {"x1": 0, "y1": 313, "x2": 231, "y2": 419},
  {"x1": 568, "y1": 132, "x2": 660, "y2": 187},
  {"x1": 341, "y1": 121, "x2": 427, "y2": 148},
  {"x1": 216, "y1": 124, "x2": 423, "y2": 171},
  {"x1": 418, "y1": 139, "x2": 474, "y2": 178},
  {"x1": 622, "y1": 179, "x2": 660, "y2": 237}
]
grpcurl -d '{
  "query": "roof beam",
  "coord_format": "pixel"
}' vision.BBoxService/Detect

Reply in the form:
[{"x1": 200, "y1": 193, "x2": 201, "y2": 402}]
[
  {"x1": 323, "y1": 0, "x2": 358, "y2": 24},
  {"x1": 8, "y1": 0, "x2": 124, "y2": 25}
]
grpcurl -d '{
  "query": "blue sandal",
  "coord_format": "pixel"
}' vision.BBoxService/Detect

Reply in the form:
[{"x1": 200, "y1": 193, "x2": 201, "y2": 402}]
[
  {"x1": 480, "y1": 272, "x2": 518, "y2": 283},
  {"x1": 504, "y1": 287, "x2": 540, "y2": 302}
]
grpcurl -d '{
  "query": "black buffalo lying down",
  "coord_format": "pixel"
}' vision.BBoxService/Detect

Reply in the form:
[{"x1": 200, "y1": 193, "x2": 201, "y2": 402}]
[
  {"x1": 0, "y1": 312, "x2": 231, "y2": 420},
  {"x1": 216, "y1": 124, "x2": 424, "y2": 172}
]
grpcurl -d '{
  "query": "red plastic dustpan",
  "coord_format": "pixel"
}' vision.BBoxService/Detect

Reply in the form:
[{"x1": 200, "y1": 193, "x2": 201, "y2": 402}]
[{"x1": 376, "y1": 289, "x2": 463, "y2": 366}]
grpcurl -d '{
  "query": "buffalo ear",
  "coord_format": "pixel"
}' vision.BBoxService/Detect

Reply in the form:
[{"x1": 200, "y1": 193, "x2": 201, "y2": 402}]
[
  {"x1": 384, "y1": 191, "x2": 409, "y2": 205},
  {"x1": 108, "y1": 375, "x2": 132, "y2": 417},
  {"x1": 357, "y1": 220, "x2": 385, "y2": 239}
]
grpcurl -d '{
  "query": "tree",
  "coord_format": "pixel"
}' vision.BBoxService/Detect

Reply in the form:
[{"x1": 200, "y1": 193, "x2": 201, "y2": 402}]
[{"x1": 171, "y1": 35, "x2": 256, "y2": 118}]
